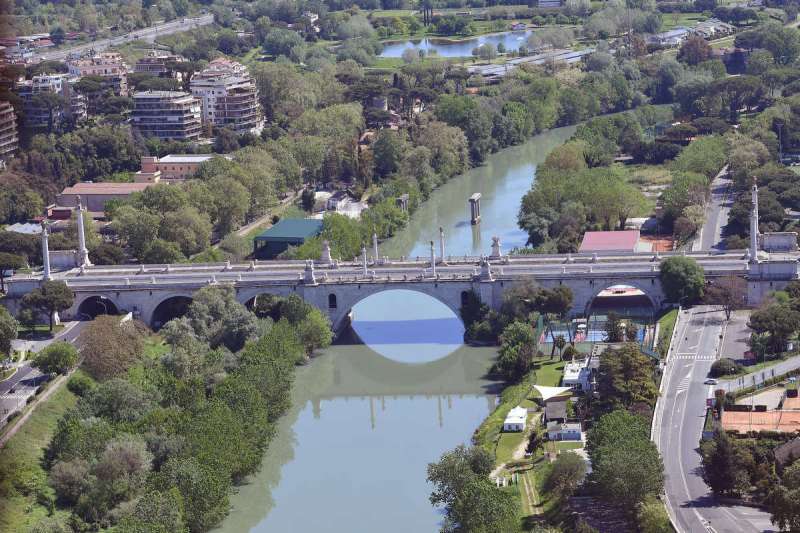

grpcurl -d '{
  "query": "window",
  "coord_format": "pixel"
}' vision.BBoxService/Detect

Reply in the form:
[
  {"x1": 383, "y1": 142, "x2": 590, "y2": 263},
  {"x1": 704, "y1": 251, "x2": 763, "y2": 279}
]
[{"x1": 328, "y1": 294, "x2": 337, "y2": 309}]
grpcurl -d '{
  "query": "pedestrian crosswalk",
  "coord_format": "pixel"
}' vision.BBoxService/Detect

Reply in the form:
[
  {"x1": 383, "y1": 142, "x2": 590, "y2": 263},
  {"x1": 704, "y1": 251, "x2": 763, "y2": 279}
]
[{"x1": 674, "y1": 353, "x2": 717, "y2": 360}]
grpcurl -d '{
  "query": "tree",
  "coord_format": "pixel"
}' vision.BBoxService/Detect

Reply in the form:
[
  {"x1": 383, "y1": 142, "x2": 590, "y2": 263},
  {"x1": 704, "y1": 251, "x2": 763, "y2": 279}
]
[
  {"x1": 748, "y1": 302, "x2": 800, "y2": 354},
  {"x1": 427, "y1": 445, "x2": 515, "y2": 532},
  {"x1": 595, "y1": 343, "x2": 658, "y2": 412},
  {"x1": 704, "y1": 275, "x2": 747, "y2": 320},
  {"x1": 769, "y1": 485, "x2": 800, "y2": 532},
  {"x1": 182, "y1": 285, "x2": 259, "y2": 352},
  {"x1": 492, "y1": 320, "x2": 536, "y2": 382},
  {"x1": 89, "y1": 243, "x2": 126, "y2": 265},
  {"x1": 659, "y1": 256, "x2": 705, "y2": 304},
  {"x1": 700, "y1": 430, "x2": 753, "y2": 496},
  {"x1": 593, "y1": 434, "x2": 664, "y2": 512},
  {"x1": 0, "y1": 252, "x2": 25, "y2": 293},
  {"x1": 587, "y1": 410, "x2": 650, "y2": 464},
  {"x1": 34, "y1": 341, "x2": 78, "y2": 375},
  {"x1": 545, "y1": 452, "x2": 586, "y2": 497},
  {"x1": 117, "y1": 488, "x2": 186, "y2": 533},
  {"x1": 142, "y1": 238, "x2": 185, "y2": 264},
  {"x1": 21, "y1": 280, "x2": 74, "y2": 332},
  {"x1": 372, "y1": 129, "x2": 407, "y2": 178},
  {"x1": 678, "y1": 35, "x2": 712, "y2": 66},
  {"x1": 605, "y1": 311, "x2": 624, "y2": 343},
  {"x1": 49, "y1": 458, "x2": 90, "y2": 505},
  {"x1": 0, "y1": 305, "x2": 18, "y2": 356},
  {"x1": 638, "y1": 495, "x2": 672, "y2": 533},
  {"x1": 80, "y1": 315, "x2": 143, "y2": 381}
]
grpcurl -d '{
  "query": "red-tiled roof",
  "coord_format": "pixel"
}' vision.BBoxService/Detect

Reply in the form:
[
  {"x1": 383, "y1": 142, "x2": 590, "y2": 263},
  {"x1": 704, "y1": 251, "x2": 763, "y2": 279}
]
[
  {"x1": 579, "y1": 230, "x2": 640, "y2": 252},
  {"x1": 60, "y1": 182, "x2": 154, "y2": 195}
]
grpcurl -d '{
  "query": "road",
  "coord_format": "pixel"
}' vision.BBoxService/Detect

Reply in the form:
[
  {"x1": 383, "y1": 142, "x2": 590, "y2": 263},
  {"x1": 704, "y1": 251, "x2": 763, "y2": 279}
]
[
  {"x1": 1, "y1": 321, "x2": 89, "y2": 427},
  {"x1": 654, "y1": 306, "x2": 775, "y2": 533},
  {"x1": 37, "y1": 15, "x2": 214, "y2": 61},
  {"x1": 694, "y1": 166, "x2": 732, "y2": 252}
]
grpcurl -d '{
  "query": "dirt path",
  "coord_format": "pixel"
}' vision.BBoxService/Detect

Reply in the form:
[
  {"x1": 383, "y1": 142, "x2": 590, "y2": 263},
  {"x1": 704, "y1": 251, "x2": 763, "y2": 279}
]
[{"x1": 490, "y1": 413, "x2": 540, "y2": 478}]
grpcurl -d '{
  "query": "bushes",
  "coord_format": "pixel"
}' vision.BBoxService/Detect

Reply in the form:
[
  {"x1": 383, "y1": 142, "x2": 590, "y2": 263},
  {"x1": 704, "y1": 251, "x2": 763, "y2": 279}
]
[
  {"x1": 710, "y1": 358, "x2": 742, "y2": 377},
  {"x1": 66, "y1": 371, "x2": 95, "y2": 397}
]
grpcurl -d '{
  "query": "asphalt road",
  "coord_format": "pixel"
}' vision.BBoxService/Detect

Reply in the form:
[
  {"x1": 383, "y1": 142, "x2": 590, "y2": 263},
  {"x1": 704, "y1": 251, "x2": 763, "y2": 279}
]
[
  {"x1": 694, "y1": 166, "x2": 732, "y2": 252},
  {"x1": 655, "y1": 306, "x2": 775, "y2": 533},
  {"x1": 37, "y1": 15, "x2": 214, "y2": 61},
  {"x1": 1, "y1": 321, "x2": 89, "y2": 426}
]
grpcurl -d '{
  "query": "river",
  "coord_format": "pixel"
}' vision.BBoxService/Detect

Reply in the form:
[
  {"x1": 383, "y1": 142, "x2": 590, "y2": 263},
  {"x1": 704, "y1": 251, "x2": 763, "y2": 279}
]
[
  {"x1": 379, "y1": 30, "x2": 533, "y2": 58},
  {"x1": 216, "y1": 125, "x2": 577, "y2": 533}
]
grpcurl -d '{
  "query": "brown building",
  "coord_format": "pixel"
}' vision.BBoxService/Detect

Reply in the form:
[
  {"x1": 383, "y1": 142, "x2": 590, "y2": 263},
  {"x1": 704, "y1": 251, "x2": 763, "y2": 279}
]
[
  {"x1": 57, "y1": 182, "x2": 156, "y2": 213},
  {"x1": 134, "y1": 153, "x2": 231, "y2": 182},
  {"x1": 0, "y1": 101, "x2": 19, "y2": 166},
  {"x1": 132, "y1": 91, "x2": 202, "y2": 141}
]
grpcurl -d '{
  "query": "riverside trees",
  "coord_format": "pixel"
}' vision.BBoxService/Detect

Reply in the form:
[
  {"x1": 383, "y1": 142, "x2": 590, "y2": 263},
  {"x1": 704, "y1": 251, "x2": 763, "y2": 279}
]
[{"x1": 36, "y1": 284, "x2": 333, "y2": 531}]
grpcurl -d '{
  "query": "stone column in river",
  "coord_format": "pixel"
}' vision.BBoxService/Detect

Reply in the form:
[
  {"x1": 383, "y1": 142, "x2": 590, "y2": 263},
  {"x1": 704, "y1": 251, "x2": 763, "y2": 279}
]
[
  {"x1": 469, "y1": 193, "x2": 481, "y2": 225},
  {"x1": 372, "y1": 232, "x2": 379, "y2": 264},
  {"x1": 361, "y1": 245, "x2": 368, "y2": 277},
  {"x1": 439, "y1": 227, "x2": 446, "y2": 263}
]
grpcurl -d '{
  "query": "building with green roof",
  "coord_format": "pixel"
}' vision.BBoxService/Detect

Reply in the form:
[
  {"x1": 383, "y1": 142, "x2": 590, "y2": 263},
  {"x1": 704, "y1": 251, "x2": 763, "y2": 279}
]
[{"x1": 253, "y1": 218, "x2": 323, "y2": 259}]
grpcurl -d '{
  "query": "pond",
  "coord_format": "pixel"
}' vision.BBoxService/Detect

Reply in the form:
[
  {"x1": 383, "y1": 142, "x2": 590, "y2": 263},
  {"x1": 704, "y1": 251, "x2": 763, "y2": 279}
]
[{"x1": 379, "y1": 30, "x2": 533, "y2": 58}]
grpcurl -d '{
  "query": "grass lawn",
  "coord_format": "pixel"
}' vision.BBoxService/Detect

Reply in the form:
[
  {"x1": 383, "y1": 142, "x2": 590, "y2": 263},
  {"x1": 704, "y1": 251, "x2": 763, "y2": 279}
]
[
  {"x1": 724, "y1": 354, "x2": 795, "y2": 378},
  {"x1": 17, "y1": 324, "x2": 65, "y2": 341},
  {"x1": 554, "y1": 441, "x2": 583, "y2": 451},
  {"x1": 0, "y1": 383, "x2": 77, "y2": 532},
  {"x1": 627, "y1": 164, "x2": 673, "y2": 187},
  {"x1": 657, "y1": 308, "x2": 679, "y2": 358},
  {"x1": 661, "y1": 12, "x2": 707, "y2": 31},
  {"x1": 496, "y1": 413, "x2": 541, "y2": 466},
  {"x1": 534, "y1": 357, "x2": 566, "y2": 387}
]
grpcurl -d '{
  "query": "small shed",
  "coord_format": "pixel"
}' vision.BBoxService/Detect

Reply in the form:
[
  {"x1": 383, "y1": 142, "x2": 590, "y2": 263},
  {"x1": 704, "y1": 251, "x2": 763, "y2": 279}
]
[
  {"x1": 253, "y1": 219, "x2": 323, "y2": 259},
  {"x1": 503, "y1": 406, "x2": 528, "y2": 432}
]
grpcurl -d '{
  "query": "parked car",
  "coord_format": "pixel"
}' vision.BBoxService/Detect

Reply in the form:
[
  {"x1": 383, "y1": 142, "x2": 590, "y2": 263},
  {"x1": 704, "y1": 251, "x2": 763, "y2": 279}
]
[{"x1": 704, "y1": 378, "x2": 718, "y2": 385}]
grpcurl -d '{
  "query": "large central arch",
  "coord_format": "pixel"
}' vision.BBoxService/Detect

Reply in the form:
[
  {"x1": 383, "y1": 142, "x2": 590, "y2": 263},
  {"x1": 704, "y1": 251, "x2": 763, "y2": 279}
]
[
  {"x1": 317, "y1": 283, "x2": 469, "y2": 334},
  {"x1": 583, "y1": 278, "x2": 660, "y2": 317}
]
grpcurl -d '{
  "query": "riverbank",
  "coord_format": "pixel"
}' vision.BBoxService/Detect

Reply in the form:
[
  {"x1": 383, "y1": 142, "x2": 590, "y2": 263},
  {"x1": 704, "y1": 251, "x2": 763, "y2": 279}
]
[{"x1": 471, "y1": 355, "x2": 571, "y2": 531}]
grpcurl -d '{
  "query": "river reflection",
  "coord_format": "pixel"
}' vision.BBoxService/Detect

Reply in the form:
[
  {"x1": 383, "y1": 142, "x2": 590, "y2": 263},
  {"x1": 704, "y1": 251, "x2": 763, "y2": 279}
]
[
  {"x1": 351, "y1": 289, "x2": 464, "y2": 363},
  {"x1": 217, "y1": 127, "x2": 577, "y2": 533},
  {"x1": 217, "y1": 292, "x2": 501, "y2": 533}
]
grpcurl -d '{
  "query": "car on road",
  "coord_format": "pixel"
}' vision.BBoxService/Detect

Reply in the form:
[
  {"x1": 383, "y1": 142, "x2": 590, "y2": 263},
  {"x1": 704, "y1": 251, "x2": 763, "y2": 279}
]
[{"x1": 704, "y1": 378, "x2": 718, "y2": 385}]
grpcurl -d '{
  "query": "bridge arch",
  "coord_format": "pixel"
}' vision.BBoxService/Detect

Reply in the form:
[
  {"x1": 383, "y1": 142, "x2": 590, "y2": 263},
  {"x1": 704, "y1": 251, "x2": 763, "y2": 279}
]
[
  {"x1": 75, "y1": 295, "x2": 120, "y2": 320},
  {"x1": 583, "y1": 278, "x2": 661, "y2": 317},
  {"x1": 150, "y1": 294, "x2": 193, "y2": 330},
  {"x1": 311, "y1": 282, "x2": 470, "y2": 334}
]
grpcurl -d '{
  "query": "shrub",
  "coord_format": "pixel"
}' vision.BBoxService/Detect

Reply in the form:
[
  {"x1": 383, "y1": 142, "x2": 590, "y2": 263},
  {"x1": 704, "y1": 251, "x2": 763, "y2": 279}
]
[
  {"x1": 710, "y1": 358, "x2": 741, "y2": 377},
  {"x1": 67, "y1": 371, "x2": 95, "y2": 397}
]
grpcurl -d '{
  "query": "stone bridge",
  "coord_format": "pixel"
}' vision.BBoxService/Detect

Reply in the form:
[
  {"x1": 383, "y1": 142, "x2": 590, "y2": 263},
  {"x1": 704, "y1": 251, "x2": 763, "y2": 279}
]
[{"x1": 5, "y1": 248, "x2": 798, "y2": 333}]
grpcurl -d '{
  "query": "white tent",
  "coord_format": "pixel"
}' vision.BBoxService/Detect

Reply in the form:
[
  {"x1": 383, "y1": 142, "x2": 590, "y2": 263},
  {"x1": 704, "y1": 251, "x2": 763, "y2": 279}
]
[{"x1": 534, "y1": 385, "x2": 572, "y2": 401}]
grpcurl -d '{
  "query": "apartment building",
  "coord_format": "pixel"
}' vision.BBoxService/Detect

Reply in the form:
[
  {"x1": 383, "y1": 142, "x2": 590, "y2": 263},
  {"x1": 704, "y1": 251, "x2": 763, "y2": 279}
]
[
  {"x1": 67, "y1": 52, "x2": 129, "y2": 95},
  {"x1": 16, "y1": 73, "x2": 87, "y2": 131},
  {"x1": 190, "y1": 58, "x2": 263, "y2": 135},
  {"x1": 0, "y1": 101, "x2": 19, "y2": 167},
  {"x1": 135, "y1": 50, "x2": 186, "y2": 78},
  {"x1": 131, "y1": 91, "x2": 202, "y2": 140}
]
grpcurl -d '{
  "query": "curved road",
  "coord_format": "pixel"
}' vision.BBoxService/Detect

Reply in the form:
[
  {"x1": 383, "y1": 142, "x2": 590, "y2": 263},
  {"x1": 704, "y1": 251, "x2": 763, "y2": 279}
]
[
  {"x1": 655, "y1": 306, "x2": 775, "y2": 533},
  {"x1": 37, "y1": 15, "x2": 214, "y2": 62}
]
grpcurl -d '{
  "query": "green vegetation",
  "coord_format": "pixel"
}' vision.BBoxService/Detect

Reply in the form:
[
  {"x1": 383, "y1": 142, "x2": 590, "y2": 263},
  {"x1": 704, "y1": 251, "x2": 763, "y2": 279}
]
[
  {"x1": 10, "y1": 285, "x2": 334, "y2": 531},
  {"x1": 659, "y1": 256, "x2": 706, "y2": 305},
  {"x1": 0, "y1": 384, "x2": 78, "y2": 532}
]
